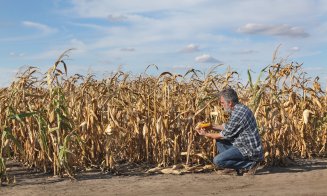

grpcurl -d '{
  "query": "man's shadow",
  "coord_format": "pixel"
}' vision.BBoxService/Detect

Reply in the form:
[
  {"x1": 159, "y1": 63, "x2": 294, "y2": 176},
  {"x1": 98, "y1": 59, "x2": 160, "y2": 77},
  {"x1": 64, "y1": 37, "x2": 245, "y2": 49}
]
[{"x1": 255, "y1": 158, "x2": 327, "y2": 175}]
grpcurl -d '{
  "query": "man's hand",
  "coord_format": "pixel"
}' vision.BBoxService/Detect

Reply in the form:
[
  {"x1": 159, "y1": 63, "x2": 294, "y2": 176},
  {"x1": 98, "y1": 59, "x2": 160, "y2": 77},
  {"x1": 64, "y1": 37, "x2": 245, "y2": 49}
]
[
  {"x1": 196, "y1": 127, "x2": 207, "y2": 136},
  {"x1": 195, "y1": 123, "x2": 223, "y2": 139}
]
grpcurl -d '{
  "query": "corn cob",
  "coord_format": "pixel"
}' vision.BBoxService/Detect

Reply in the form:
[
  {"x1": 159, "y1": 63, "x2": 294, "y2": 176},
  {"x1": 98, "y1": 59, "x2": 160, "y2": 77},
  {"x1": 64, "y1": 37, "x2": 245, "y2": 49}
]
[{"x1": 197, "y1": 122, "x2": 211, "y2": 128}]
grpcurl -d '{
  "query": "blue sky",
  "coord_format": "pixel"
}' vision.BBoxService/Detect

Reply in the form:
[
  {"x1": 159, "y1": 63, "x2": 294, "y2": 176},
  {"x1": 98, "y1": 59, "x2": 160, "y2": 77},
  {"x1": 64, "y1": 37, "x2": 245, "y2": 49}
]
[{"x1": 1, "y1": 0, "x2": 327, "y2": 87}]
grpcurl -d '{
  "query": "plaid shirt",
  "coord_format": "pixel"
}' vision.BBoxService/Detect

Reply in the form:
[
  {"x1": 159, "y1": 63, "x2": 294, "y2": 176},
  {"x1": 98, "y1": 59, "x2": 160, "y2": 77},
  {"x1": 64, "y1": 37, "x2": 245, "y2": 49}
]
[{"x1": 221, "y1": 103, "x2": 263, "y2": 161}]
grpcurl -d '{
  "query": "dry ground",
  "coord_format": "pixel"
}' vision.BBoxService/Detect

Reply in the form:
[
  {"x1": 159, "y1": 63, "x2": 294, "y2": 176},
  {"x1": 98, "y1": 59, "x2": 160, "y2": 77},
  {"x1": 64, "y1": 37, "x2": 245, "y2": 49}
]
[{"x1": 1, "y1": 158, "x2": 327, "y2": 196}]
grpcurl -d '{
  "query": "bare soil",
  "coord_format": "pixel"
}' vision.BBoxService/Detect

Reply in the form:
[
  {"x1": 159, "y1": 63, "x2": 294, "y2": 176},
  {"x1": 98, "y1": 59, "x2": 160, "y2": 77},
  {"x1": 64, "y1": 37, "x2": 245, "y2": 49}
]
[{"x1": 1, "y1": 158, "x2": 327, "y2": 196}]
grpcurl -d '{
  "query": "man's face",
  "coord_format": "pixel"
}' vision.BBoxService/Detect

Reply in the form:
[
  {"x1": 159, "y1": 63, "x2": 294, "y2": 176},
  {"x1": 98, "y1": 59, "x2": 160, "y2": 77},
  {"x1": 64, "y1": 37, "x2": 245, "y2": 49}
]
[{"x1": 220, "y1": 96, "x2": 233, "y2": 114}]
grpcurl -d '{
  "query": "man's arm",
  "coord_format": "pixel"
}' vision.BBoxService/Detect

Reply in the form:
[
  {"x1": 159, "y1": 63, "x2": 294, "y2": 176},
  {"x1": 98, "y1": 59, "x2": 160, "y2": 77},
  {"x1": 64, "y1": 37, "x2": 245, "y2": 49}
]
[
  {"x1": 211, "y1": 124, "x2": 225, "y2": 132},
  {"x1": 196, "y1": 123, "x2": 225, "y2": 139},
  {"x1": 203, "y1": 132, "x2": 224, "y2": 139}
]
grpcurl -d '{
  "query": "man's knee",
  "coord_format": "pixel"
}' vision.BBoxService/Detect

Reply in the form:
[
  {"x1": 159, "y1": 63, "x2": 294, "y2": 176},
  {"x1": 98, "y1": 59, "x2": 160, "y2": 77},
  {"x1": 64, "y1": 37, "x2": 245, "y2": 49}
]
[
  {"x1": 216, "y1": 139, "x2": 232, "y2": 153},
  {"x1": 213, "y1": 155, "x2": 224, "y2": 167}
]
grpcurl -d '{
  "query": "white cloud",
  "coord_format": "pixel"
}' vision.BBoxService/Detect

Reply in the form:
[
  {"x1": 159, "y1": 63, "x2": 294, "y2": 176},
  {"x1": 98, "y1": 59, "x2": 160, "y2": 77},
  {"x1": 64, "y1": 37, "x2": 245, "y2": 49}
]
[
  {"x1": 238, "y1": 23, "x2": 309, "y2": 38},
  {"x1": 9, "y1": 52, "x2": 25, "y2": 57},
  {"x1": 121, "y1": 48, "x2": 135, "y2": 52},
  {"x1": 63, "y1": 0, "x2": 321, "y2": 58},
  {"x1": 69, "y1": 0, "x2": 205, "y2": 18},
  {"x1": 180, "y1": 44, "x2": 199, "y2": 53},
  {"x1": 69, "y1": 22, "x2": 109, "y2": 31},
  {"x1": 27, "y1": 39, "x2": 86, "y2": 60},
  {"x1": 291, "y1": 46, "x2": 300, "y2": 51},
  {"x1": 63, "y1": 0, "x2": 324, "y2": 37},
  {"x1": 0, "y1": 21, "x2": 57, "y2": 42},
  {"x1": 195, "y1": 54, "x2": 220, "y2": 63},
  {"x1": 108, "y1": 14, "x2": 128, "y2": 22},
  {"x1": 22, "y1": 21, "x2": 57, "y2": 34},
  {"x1": 232, "y1": 49, "x2": 258, "y2": 55},
  {"x1": 69, "y1": 39, "x2": 87, "y2": 51},
  {"x1": 27, "y1": 49, "x2": 65, "y2": 61}
]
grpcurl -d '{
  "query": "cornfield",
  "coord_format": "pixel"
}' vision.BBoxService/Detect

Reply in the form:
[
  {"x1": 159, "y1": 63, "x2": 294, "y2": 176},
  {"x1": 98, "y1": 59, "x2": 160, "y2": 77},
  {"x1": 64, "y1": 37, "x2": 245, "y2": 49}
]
[{"x1": 0, "y1": 49, "x2": 326, "y2": 179}]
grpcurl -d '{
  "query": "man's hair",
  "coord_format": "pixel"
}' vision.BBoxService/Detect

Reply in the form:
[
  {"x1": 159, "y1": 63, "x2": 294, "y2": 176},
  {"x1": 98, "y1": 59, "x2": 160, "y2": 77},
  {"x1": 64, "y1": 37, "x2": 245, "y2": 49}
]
[{"x1": 219, "y1": 88, "x2": 239, "y2": 104}]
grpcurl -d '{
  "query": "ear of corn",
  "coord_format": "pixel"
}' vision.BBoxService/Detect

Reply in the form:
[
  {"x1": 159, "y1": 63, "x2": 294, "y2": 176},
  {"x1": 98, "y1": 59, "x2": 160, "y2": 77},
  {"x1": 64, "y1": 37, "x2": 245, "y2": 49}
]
[{"x1": 197, "y1": 123, "x2": 211, "y2": 128}]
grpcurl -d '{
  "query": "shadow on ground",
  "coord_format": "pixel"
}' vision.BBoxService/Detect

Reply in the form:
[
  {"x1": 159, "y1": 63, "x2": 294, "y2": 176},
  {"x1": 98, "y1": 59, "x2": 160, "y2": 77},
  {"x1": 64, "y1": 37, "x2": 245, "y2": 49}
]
[{"x1": 255, "y1": 158, "x2": 327, "y2": 175}]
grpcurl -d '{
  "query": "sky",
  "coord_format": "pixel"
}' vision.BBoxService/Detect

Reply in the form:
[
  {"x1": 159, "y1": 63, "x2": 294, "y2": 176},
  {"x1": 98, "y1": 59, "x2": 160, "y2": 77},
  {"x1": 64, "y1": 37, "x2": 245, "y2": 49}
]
[{"x1": 1, "y1": 0, "x2": 327, "y2": 87}]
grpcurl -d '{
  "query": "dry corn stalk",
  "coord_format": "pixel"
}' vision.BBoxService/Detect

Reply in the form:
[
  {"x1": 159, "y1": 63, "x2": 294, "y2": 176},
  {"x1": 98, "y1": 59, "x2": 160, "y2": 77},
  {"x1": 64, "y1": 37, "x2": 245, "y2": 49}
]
[{"x1": 0, "y1": 50, "x2": 326, "y2": 180}]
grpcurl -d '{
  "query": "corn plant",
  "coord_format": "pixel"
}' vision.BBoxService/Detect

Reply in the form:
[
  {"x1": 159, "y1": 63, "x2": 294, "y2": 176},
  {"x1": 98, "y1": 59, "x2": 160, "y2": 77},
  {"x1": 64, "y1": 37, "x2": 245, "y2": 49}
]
[{"x1": 0, "y1": 49, "x2": 326, "y2": 179}]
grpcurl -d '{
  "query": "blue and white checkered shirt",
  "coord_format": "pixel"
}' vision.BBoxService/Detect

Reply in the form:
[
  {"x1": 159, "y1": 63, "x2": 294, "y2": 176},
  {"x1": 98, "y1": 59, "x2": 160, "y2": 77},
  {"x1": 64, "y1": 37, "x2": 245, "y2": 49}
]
[{"x1": 221, "y1": 103, "x2": 263, "y2": 161}]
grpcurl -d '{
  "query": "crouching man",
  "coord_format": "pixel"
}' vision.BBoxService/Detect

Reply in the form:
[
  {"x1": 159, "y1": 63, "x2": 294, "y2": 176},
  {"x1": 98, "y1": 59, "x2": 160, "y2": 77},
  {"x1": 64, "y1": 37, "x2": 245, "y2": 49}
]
[{"x1": 196, "y1": 88, "x2": 263, "y2": 175}]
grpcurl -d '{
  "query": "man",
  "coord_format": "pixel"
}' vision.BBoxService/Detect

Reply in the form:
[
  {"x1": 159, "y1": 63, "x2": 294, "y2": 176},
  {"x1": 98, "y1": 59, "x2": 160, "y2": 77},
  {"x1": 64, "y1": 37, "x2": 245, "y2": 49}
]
[{"x1": 196, "y1": 88, "x2": 263, "y2": 175}]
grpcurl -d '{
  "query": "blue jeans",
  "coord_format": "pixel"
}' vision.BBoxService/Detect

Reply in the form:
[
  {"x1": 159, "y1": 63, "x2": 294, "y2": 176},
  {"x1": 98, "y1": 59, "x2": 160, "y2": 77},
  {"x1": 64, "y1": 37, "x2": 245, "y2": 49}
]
[{"x1": 213, "y1": 140, "x2": 255, "y2": 170}]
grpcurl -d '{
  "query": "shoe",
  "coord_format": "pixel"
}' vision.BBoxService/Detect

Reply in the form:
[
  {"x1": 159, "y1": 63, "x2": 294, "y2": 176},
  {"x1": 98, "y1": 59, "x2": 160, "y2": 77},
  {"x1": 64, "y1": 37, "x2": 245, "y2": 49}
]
[
  {"x1": 242, "y1": 162, "x2": 260, "y2": 176},
  {"x1": 217, "y1": 168, "x2": 237, "y2": 176}
]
